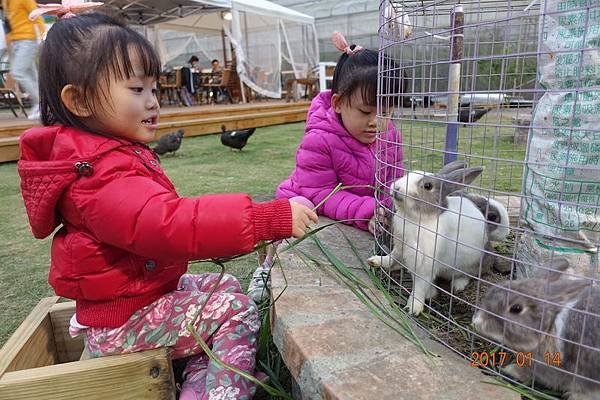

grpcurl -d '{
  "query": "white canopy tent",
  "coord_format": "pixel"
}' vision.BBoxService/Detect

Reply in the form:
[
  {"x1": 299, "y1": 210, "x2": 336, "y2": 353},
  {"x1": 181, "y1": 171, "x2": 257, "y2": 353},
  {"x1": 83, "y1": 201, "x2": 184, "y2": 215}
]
[{"x1": 104, "y1": 0, "x2": 319, "y2": 99}]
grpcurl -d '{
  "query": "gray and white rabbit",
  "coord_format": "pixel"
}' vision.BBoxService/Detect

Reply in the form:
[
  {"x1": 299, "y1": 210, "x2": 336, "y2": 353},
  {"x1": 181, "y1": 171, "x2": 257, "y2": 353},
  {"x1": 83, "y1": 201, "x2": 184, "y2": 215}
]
[
  {"x1": 472, "y1": 264, "x2": 600, "y2": 400},
  {"x1": 450, "y1": 190, "x2": 512, "y2": 273},
  {"x1": 367, "y1": 161, "x2": 510, "y2": 315},
  {"x1": 449, "y1": 191, "x2": 510, "y2": 243}
]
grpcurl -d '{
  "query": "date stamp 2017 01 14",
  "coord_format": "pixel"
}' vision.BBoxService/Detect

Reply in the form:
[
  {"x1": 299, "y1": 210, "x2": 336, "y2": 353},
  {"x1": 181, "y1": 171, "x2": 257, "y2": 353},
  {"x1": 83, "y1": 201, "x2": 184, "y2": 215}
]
[{"x1": 471, "y1": 351, "x2": 561, "y2": 368}]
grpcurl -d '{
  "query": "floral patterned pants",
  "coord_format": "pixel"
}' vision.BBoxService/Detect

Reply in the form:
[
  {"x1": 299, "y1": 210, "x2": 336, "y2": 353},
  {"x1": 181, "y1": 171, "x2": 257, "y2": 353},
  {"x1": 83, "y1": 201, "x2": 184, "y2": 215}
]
[{"x1": 76, "y1": 273, "x2": 260, "y2": 400}]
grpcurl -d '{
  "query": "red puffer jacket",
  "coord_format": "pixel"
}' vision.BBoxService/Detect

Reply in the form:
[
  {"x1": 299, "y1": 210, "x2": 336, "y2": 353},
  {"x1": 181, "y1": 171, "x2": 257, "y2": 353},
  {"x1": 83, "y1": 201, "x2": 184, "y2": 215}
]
[{"x1": 18, "y1": 126, "x2": 292, "y2": 328}]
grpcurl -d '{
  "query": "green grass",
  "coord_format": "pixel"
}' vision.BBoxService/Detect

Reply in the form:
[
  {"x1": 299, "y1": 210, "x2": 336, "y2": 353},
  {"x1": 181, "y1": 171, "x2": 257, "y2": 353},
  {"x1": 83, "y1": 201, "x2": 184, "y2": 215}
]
[
  {"x1": 399, "y1": 118, "x2": 527, "y2": 194},
  {"x1": 0, "y1": 122, "x2": 305, "y2": 347}
]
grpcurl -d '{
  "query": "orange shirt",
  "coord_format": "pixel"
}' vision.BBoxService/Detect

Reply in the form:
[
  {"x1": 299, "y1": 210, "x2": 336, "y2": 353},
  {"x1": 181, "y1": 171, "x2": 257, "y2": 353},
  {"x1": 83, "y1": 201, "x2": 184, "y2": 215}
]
[{"x1": 4, "y1": 0, "x2": 45, "y2": 42}]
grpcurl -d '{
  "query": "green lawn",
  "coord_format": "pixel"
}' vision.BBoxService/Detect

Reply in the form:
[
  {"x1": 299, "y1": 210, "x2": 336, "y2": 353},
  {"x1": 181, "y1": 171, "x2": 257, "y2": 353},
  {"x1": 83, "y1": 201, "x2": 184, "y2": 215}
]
[
  {"x1": 0, "y1": 122, "x2": 306, "y2": 347},
  {"x1": 398, "y1": 117, "x2": 527, "y2": 195}
]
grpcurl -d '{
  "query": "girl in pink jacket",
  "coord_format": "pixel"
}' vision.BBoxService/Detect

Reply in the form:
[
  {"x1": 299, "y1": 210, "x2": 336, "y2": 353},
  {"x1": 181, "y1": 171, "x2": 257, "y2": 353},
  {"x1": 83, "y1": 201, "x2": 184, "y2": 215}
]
[
  {"x1": 248, "y1": 32, "x2": 404, "y2": 302},
  {"x1": 277, "y1": 32, "x2": 404, "y2": 231}
]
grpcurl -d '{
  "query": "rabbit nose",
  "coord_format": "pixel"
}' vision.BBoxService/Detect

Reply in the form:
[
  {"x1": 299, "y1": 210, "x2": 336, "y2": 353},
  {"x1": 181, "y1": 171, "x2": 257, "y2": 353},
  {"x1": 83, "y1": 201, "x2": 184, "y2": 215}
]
[{"x1": 392, "y1": 189, "x2": 404, "y2": 202}]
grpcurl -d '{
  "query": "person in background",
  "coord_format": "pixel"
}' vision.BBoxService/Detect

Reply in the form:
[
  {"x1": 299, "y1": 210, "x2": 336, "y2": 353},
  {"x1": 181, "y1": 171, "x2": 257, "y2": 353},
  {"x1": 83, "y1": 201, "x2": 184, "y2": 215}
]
[
  {"x1": 3, "y1": 0, "x2": 45, "y2": 120},
  {"x1": 207, "y1": 58, "x2": 224, "y2": 101},
  {"x1": 188, "y1": 55, "x2": 199, "y2": 72},
  {"x1": 181, "y1": 55, "x2": 200, "y2": 105},
  {"x1": 0, "y1": 6, "x2": 7, "y2": 60},
  {"x1": 211, "y1": 58, "x2": 222, "y2": 74}
]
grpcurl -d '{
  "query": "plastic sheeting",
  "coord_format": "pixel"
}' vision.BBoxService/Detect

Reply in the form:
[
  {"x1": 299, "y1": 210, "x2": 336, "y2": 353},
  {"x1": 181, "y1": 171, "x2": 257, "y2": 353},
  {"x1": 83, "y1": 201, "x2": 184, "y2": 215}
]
[
  {"x1": 271, "y1": 0, "x2": 382, "y2": 60},
  {"x1": 142, "y1": 0, "x2": 318, "y2": 99},
  {"x1": 145, "y1": 21, "x2": 225, "y2": 69}
]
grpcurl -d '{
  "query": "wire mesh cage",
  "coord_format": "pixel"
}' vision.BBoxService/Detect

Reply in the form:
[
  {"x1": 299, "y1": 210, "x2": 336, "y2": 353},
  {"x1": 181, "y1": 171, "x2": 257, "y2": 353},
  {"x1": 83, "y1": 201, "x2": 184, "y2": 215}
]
[{"x1": 374, "y1": 0, "x2": 600, "y2": 398}]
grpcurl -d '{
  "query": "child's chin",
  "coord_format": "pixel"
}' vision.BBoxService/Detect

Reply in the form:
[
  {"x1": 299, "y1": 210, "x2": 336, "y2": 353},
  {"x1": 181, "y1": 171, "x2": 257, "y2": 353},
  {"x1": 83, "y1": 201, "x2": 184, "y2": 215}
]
[
  {"x1": 362, "y1": 136, "x2": 377, "y2": 144},
  {"x1": 138, "y1": 131, "x2": 157, "y2": 143}
]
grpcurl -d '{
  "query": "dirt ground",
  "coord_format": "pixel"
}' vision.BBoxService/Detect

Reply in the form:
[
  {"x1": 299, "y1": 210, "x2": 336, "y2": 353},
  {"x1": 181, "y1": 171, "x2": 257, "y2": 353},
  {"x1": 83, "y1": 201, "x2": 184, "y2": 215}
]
[{"x1": 382, "y1": 236, "x2": 516, "y2": 356}]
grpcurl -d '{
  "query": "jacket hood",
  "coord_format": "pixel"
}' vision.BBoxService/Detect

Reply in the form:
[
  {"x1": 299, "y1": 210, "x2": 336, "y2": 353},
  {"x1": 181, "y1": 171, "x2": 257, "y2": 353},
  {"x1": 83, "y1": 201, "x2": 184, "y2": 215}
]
[{"x1": 18, "y1": 126, "x2": 127, "y2": 239}]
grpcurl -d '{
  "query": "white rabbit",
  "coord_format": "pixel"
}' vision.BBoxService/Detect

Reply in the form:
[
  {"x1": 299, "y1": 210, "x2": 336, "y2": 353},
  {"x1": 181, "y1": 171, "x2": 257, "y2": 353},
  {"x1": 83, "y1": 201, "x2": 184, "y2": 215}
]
[{"x1": 368, "y1": 161, "x2": 508, "y2": 315}]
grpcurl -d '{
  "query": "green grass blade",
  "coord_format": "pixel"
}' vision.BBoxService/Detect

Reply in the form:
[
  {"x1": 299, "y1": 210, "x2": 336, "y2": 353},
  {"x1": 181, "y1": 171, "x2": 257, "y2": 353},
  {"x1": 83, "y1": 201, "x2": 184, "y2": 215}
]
[
  {"x1": 188, "y1": 324, "x2": 293, "y2": 400},
  {"x1": 482, "y1": 378, "x2": 560, "y2": 400},
  {"x1": 306, "y1": 232, "x2": 437, "y2": 357},
  {"x1": 328, "y1": 228, "x2": 435, "y2": 355}
]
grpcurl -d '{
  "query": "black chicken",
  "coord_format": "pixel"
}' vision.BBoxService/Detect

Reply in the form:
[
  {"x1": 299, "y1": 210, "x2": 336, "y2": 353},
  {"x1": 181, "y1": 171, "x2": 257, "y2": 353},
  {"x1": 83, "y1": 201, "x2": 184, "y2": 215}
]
[
  {"x1": 458, "y1": 107, "x2": 491, "y2": 124},
  {"x1": 220, "y1": 125, "x2": 256, "y2": 151},
  {"x1": 153, "y1": 129, "x2": 184, "y2": 156}
]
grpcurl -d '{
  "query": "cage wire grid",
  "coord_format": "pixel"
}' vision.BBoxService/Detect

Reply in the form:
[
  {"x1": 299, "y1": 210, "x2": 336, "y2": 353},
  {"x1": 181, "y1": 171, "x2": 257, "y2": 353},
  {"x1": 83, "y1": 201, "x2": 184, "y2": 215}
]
[{"x1": 373, "y1": 0, "x2": 600, "y2": 398}]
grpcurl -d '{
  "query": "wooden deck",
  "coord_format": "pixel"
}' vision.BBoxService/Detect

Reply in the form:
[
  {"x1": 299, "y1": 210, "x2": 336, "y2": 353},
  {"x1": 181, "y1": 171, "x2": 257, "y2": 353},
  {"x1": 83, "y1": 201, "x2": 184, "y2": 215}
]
[{"x1": 0, "y1": 101, "x2": 310, "y2": 163}]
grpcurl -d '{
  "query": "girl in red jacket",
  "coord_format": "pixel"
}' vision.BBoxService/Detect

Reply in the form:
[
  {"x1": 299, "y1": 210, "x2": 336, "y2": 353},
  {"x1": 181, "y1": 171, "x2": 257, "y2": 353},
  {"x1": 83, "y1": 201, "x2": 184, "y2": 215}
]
[{"x1": 17, "y1": 11, "x2": 317, "y2": 400}]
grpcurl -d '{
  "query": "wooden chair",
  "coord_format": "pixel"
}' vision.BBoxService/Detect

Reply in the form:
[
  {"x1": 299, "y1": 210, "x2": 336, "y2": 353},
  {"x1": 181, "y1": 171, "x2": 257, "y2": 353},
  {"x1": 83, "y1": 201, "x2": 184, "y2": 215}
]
[
  {"x1": 204, "y1": 69, "x2": 232, "y2": 104},
  {"x1": 0, "y1": 71, "x2": 28, "y2": 118},
  {"x1": 159, "y1": 70, "x2": 182, "y2": 106},
  {"x1": 285, "y1": 77, "x2": 318, "y2": 102}
]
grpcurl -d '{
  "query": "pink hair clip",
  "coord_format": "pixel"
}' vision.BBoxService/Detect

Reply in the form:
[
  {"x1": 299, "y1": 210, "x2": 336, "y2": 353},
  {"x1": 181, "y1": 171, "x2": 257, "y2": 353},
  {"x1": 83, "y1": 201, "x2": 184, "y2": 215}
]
[
  {"x1": 332, "y1": 31, "x2": 363, "y2": 56},
  {"x1": 29, "y1": 0, "x2": 104, "y2": 21}
]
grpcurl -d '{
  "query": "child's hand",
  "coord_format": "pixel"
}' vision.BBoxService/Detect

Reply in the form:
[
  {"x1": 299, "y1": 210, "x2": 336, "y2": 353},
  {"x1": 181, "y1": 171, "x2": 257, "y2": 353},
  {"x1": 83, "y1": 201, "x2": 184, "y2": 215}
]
[
  {"x1": 368, "y1": 206, "x2": 389, "y2": 234},
  {"x1": 290, "y1": 202, "x2": 318, "y2": 238},
  {"x1": 368, "y1": 216, "x2": 377, "y2": 234}
]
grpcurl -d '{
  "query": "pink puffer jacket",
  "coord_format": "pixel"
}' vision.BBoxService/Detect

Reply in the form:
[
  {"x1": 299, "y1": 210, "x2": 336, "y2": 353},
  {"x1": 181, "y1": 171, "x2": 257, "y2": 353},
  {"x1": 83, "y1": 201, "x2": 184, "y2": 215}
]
[{"x1": 276, "y1": 91, "x2": 403, "y2": 230}]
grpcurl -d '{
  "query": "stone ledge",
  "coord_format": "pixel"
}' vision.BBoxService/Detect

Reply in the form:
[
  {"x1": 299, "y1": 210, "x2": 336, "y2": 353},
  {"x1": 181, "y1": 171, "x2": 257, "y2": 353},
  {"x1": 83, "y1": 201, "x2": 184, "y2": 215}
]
[{"x1": 270, "y1": 218, "x2": 519, "y2": 400}]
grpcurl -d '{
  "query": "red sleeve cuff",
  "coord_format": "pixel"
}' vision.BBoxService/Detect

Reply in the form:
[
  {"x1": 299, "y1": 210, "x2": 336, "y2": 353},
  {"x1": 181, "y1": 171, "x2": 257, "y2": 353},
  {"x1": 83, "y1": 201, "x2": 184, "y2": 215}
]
[{"x1": 252, "y1": 199, "x2": 292, "y2": 242}]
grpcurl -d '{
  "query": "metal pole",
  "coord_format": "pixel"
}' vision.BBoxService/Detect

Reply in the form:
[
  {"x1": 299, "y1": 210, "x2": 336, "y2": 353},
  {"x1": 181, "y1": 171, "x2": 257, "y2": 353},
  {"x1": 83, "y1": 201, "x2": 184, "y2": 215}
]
[
  {"x1": 221, "y1": 27, "x2": 227, "y2": 66},
  {"x1": 240, "y1": 75, "x2": 246, "y2": 103},
  {"x1": 444, "y1": 3, "x2": 464, "y2": 164}
]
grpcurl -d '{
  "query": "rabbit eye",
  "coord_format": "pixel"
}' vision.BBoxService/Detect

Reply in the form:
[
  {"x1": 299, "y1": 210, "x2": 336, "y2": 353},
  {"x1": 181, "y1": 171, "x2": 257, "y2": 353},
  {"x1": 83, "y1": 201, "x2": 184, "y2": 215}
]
[
  {"x1": 423, "y1": 182, "x2": 433, "y2": 191},
  {"x1": 509, "y1": 304, "x2": 523, "y2": 314}
]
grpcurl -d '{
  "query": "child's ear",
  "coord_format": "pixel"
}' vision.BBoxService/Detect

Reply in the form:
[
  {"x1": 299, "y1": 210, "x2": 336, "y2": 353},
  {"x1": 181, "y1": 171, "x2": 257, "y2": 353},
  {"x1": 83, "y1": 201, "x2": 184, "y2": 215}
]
[
  {"x1": 60, "y1": 85, "x2": 92, "y2": 117},
  {"x1": 331, "y1": 93, "x2": 343, "y2": 113}
]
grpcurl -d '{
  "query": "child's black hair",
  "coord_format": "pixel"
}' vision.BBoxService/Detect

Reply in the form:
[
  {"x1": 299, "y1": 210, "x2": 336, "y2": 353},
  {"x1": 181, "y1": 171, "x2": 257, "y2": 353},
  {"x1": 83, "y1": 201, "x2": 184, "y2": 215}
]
[
  {"x1": 331, "y1": 44, "x2": 405, "y2": 108},
  {"x1": 39, "y1": 12, "x2": 161, "y2": 132}
]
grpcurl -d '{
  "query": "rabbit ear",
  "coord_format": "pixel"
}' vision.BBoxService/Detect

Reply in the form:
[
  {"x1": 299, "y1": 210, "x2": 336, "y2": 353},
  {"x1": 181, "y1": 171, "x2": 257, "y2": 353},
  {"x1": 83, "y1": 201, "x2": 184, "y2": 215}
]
[
  {"x1": 439, "y1": 167, "x2": 484, "y2": 198},
  {"x1": 542, "y1": 257, "x2": 571, "y2": 281},
  {"x1": 548, "y1": 257, "x2": 570, "y2": 272},
  {"x1": 445, "y1": 167, "x2": 484, "y2": 184},
  {"x1": 437, "y1": 160, "x2": 467, "y2": 176},
  {"x1": 546, "y1": 279, "x2": 591, "y2": 302}
]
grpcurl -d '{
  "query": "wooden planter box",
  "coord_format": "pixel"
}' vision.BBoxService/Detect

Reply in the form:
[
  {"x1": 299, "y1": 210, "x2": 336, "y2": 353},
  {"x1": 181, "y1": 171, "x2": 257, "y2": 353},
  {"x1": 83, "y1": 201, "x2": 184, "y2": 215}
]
[{"x1": 0, "y1": 297, "x2": 175, "y2": 400}]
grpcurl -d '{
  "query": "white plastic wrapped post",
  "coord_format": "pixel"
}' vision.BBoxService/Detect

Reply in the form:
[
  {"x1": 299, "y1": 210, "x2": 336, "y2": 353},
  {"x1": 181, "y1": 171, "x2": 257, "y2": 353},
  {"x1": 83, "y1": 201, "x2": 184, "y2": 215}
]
[{"x1": 518, "y1": 0, "x2": 600, "y2": 278}]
